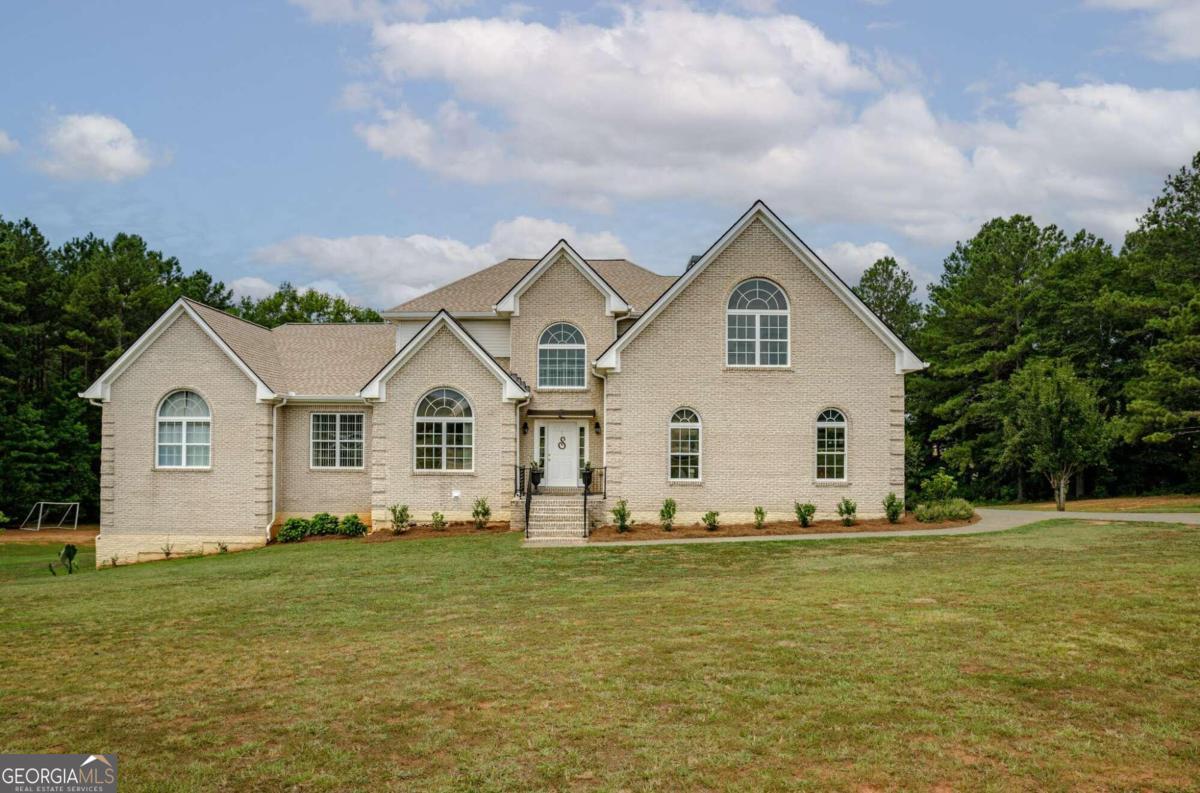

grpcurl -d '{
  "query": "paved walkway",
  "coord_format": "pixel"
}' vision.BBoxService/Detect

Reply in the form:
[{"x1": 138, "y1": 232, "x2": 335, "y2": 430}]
[{"x1": 575, "y1": 508, "x2": 1199, "y2": 549}]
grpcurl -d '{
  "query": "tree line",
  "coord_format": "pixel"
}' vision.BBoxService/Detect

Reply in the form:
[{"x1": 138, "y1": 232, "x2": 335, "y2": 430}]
[
  {"x1": 0, "y1": 224, "x2": 379, "y2": 522},
  {"x1": 3, "y1": 153, "x2": 1198, "y2": 522},
  {"x1": 854, "y1": 152, "x2": 1200, "y2": 504}
]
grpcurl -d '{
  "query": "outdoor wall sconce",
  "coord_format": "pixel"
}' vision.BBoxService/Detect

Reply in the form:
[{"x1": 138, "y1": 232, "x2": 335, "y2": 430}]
[
  {"x1": 594, "y1": 421, "x2": 601, "y2": 434},
  {"x1": 522, "y1": 421, "x2": 529, "y2": 435}
]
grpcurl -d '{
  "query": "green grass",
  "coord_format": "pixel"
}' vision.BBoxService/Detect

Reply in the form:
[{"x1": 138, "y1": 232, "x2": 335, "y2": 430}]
[{"x1": 2, "y1": 522, "x2": 1198, "y2": 791}]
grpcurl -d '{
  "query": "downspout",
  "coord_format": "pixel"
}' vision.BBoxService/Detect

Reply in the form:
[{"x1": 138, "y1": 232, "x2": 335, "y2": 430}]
[{"x1": 268, "y1": 396, "x2": 288, "y2": 540}]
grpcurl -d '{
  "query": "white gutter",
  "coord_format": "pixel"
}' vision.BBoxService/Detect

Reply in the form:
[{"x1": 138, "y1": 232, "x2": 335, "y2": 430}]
[{"x1": 268, "y1": 396, "x2": 288, "y2": 539}]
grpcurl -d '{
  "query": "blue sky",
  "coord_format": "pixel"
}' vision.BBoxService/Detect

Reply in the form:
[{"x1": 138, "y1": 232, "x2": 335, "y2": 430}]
[{"x1": 2, "y1": 0, "x2": 1198, "y2": 307}]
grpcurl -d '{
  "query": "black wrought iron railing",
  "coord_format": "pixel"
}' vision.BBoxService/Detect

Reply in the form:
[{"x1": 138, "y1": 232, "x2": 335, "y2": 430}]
[{"x1": 513, "y1": 465, "x2": 527, "y2": 497}]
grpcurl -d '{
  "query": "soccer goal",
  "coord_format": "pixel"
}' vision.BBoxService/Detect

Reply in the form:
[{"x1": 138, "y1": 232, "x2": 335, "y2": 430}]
[{"x1": 19, "y1": 502, "x2": 81, "y2": 531}]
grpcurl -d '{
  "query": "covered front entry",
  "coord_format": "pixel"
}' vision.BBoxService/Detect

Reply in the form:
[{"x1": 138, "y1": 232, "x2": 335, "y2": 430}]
[{"x1": 535, "y1": 419, "x2": 586, "y2": 488}]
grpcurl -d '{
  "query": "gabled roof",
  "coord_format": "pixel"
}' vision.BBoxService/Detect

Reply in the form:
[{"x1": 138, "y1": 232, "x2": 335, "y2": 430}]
[
  {"x1": 494, "y1": 240, "x2": 630, "y2": 316},
  {"x1": 384, "y1": 253, "x2": 675, "y2": 318},
  {"x1": 80, "y1": 298, "x2": 278, "y2": 402},
  {"x1": 79, "y1": 298, "x2": 399, "y2": 402},
  {"x1": 594, "y1": 201, "x2": 927, "y2": 375},
  {"x1": 361, "y1": 310, "x2": 529, "y2": 401}
]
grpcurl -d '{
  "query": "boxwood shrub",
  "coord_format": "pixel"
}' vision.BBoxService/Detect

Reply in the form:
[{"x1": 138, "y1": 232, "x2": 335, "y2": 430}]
[
  {"x1": 278, "y1": 517, "x2": 310, "y2": 543},
  {"x1": 914, "y1": 498, "x2": 975, "y2": 522},
  {"x1": 339, "y1": 514, "x2": 368, "y2": 537},
  {"x1": 309, "y1": 512, "x2": 340, "y2": 537}
]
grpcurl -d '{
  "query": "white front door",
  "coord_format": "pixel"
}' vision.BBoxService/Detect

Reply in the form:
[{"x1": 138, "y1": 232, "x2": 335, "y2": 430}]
[{"x1": 542, "y1": 421, "x2": 580, "y2": 487}]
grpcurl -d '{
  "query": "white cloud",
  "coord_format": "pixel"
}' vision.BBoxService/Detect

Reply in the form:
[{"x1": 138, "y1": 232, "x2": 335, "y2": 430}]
[
  {"x1": 37, "y1": 114, "x2": 160, "y2": 182},
  {"x1": 0, "y1": 130, "x2": 18, "y2": 155},
  {"x1": 1087, "y1": 0, "x2": 1200, "y2": 60},
  {"x1": 230, "y1": 276, "x2": 277, "y2": 301},
  {"x1": 251, "y1": 216, "x2": 628, "y2": 307},
  {"x1": 290, "y1": 0, "x2": 471, "y2": 23},
  {"x1": 816, "y1": 241, "x2": 907, "y2": 282},
  {"x1": 339, "y1": 7, "x2": 1200, "y2": 245}
]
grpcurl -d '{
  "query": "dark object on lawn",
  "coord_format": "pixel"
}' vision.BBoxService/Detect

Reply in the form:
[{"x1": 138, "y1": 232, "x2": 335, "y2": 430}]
[{"x1": 48, "y1": 544, "x2": 78, "y2": 575}]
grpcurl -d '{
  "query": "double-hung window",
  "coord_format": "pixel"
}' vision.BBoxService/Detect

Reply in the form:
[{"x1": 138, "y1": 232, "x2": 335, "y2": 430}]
[
  {"x1": 669, "y1": 408, "x2": 701, "y2": 481},
  {"x1": 415, "y1": 388, "x2": 474, "y2": 471},
  {"x1": 157, "y1": 390, "x2": 211, "y2": 468},
  {"x1": 311, "y1": 413, "x2": 365, "y2": 469},
  {"x1": 538, "y1": 323, "x2": 586, "y2": 389},
  {"x1": 727, "y1": 279, "x2": 790, "y2": 367}
]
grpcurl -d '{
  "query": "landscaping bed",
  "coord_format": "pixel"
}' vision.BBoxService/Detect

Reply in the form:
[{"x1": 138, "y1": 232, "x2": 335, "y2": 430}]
[
  {"x1": 362, "y1": 521, "x2": 514, "y2": 542},
  {"x1": 589, "y1": 511, "x2": 980, "y2": 541}
]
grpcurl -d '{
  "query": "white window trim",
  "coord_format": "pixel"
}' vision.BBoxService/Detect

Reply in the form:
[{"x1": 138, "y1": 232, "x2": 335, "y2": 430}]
[
  {"x1": 667, "y1": 408, "x2": 702, "y2": 483},
  {"x1": 725, "y1": 279, "x2": 791, "y2": 368},
  {"x1": 155, "y1": 390, "x2": 212, "y2": 471},
  {"x1": 413, "y1": 390, "x2": 475, "y2": 474},
  {"x1": 310, "y1": 412, "x2": 366, "y2": 470},
  {"x1": 814, "y1": 408, "x2": 848, "y2": 483},
  {"x1": 536, "y1": 322, "x2": 589, "y2": 391}
]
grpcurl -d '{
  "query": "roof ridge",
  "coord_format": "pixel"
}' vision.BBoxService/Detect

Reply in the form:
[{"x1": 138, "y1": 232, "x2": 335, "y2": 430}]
[{"x1": 181, "y1": 297, "x2": 273, "y2": 332}]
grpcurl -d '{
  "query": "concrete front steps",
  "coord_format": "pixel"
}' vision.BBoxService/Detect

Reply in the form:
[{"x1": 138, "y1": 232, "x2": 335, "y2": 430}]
[{"x1": 520, "y1": 490, "x2": 606, "y2": 546}]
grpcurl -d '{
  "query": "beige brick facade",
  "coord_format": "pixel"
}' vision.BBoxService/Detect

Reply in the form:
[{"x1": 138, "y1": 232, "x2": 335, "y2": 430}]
[
  {"x1": 276, "y1": 403, "x2": 372, "y2": 522},
  {"x1": 370, "y1": 325, "x2": 518, "y2": 528},
  {"x1": 97, "y1": 313, "x2": 271, "y2": 565},
  {"x1": 509, "y1": 253, "x2": 611, "y2": 470},
  {"x1": 604, "y1": 218, "x2": 905, "y2": 524},
  {"x1": 92, "y1": 207, "x2": 911, "y2": 561}
]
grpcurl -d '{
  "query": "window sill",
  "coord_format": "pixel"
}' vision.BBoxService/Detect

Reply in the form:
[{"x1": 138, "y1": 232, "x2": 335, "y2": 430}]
[
  {"x1": 309, "y1": 467, "x2": 366, "y2": 472},
  {"x1": 535, "y1": 386, "x2": 590, "y2": 392},
  {"x1": 668, "y1": 479, "x2": 704, "y2": 486},
  {"x1": 413, "y1": 470, "x2": 477, "y2": 476},
  {"x1": 723, "y1": 365, "x2": 793, "y2": 372},
  {"x1": 813, "y1": 479, "x2": 851, "y2": 487},
  {"x1": 153, "y1": 466, "x2": 211, "y2": 472}
]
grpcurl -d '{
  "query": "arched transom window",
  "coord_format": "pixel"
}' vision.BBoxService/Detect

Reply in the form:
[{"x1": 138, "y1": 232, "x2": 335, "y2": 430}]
[
  {"x1": 726, "y1": 278, "x2": 789, "y2": 367},
  {"x1": 538, "y1": 322, "x2": 586, "y2": 389},
  {"x1": 816, "y1": 408, "x2": 847, "y2": 481},
  {"x1": 669, "y1": 408, "x2": 701, "y2": 481},
  {"x1": 157, "y1": 390, "x2": 210, "y2": 468},
  {"x1": 415, "y1": 388, "x2": 474, "y2": 471}
]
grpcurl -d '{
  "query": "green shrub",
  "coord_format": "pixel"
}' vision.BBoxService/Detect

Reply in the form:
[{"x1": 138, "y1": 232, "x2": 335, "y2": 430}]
[
  {"x1": 702, "y1": 511, "x2": 720, "y2": 531},
  {"x1": 431, "y1": 512, "x2": 447, "y2": 531},
  {"x1": 837, "y1": 498, "x2": 857, "y2": 527},
  {"x1": 612, "y1": 500, "x2": 631, "y2": 533},
  {"x1": 388, "y1": 503, "x2": 411, "y2": 534},
  {"x1": 309, "y1": 512, "x2": 339, "y2": 537},
  {"x1": 882, "y1": 492, "x2": 903, "y2": 524},
  {"x1": 753, "y1": 506, "x2": 765, "y2": 529},
  {"x1": 339, "y1": 514, "x2": 367, "y2": 537},
  {"x1": 921, "y1": 470, "x2": 957, "y2": 502},
  {"x1": 914, "y1": 498, "x2": 975, "y2": 522},
  {"x1": 794, "y1": 502, "x2": 816, "y2": 527},
  {"x1": 472, "y1": 497, "x2": 492, "y2": 530},
  {"x1": 278, "y1": 518, "x2": 309, "y2": 543},
  {"x1": 0, "y1": 510, "x2": 8, "y2": 532},
  {"x1": 659, "y1": 498, "x2": 676, "y2": 531}
]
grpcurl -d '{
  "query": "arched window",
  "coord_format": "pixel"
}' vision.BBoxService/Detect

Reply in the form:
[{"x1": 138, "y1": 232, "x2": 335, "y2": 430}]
[
  {"x1": 538, "y1": 322, "x2": 586, "y2": 389},
  {"x1": 816, "y1": 408, "x2": 847, "y2": 481},
  {"x1": 727, "y1": 278, "x2": 789, "y2": 367},
  {"x1": 415, "y1": 388, "x2": 474, "y2": 471},
  {"x1": 669, "y1": 408, "x2": 701, "y2": 481},
  {"x1": 157, "y1": 390, "x2": 211, "y2": 468}
]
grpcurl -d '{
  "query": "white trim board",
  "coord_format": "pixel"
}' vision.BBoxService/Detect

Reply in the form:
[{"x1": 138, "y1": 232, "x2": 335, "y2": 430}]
[
  {"x1": 78, "y1": 298, "x2": 277, "y2": 402},
  {"x1": 360, "y1": 310, "x2": 529, "y2": 402},
  {"x1": 493, "y1": 240, "x2": 631, "y2": 317},
  {"x1": 594, "y1": 201, "x2": 926, "y2": 375}
]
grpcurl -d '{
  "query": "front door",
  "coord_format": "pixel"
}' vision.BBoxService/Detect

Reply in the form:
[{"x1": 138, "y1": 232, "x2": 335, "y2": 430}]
[{"x1": 542, "y1": 421, "x2": 580, "y2": 487}]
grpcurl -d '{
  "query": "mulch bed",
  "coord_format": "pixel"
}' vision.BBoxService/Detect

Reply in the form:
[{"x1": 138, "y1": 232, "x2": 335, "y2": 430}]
[
  {"x1": 361, "y1": 522, "x2": 517, "y2": 542},
  {"x1": 588, "y1": 512, "x2": 980, "y2": 542}
]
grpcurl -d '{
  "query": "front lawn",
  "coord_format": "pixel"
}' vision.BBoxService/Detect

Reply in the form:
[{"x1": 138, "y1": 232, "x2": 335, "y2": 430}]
[{"x1": 1, "y1": 521, "x2": 1197, "y2": 790}]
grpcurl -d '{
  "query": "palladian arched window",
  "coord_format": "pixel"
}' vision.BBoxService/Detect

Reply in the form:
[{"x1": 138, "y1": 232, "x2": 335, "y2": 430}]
[
  {"x1": 669, "y1": 408, "x2": 701, "y2": 481},
  {"x1": 415, "y1": 388, "x2": 474, "y2": 471},
  {"x1": 538, "y1": 322, "x2": 586, "y2": 389},
  {"x1": 726, "y1": 278, "x2": 789, "y2": 367},
  {"x1": 816, "y1": 408, "x2": 847, "y2": 481},
  {"x1": 157, "y1": 390, "x2": 211, "y2": 468}
]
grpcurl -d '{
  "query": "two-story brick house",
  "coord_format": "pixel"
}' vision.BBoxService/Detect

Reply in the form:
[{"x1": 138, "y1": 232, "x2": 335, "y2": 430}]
[{"x1": 81, "y1": 202, "x2": 925, "y2": 562}]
